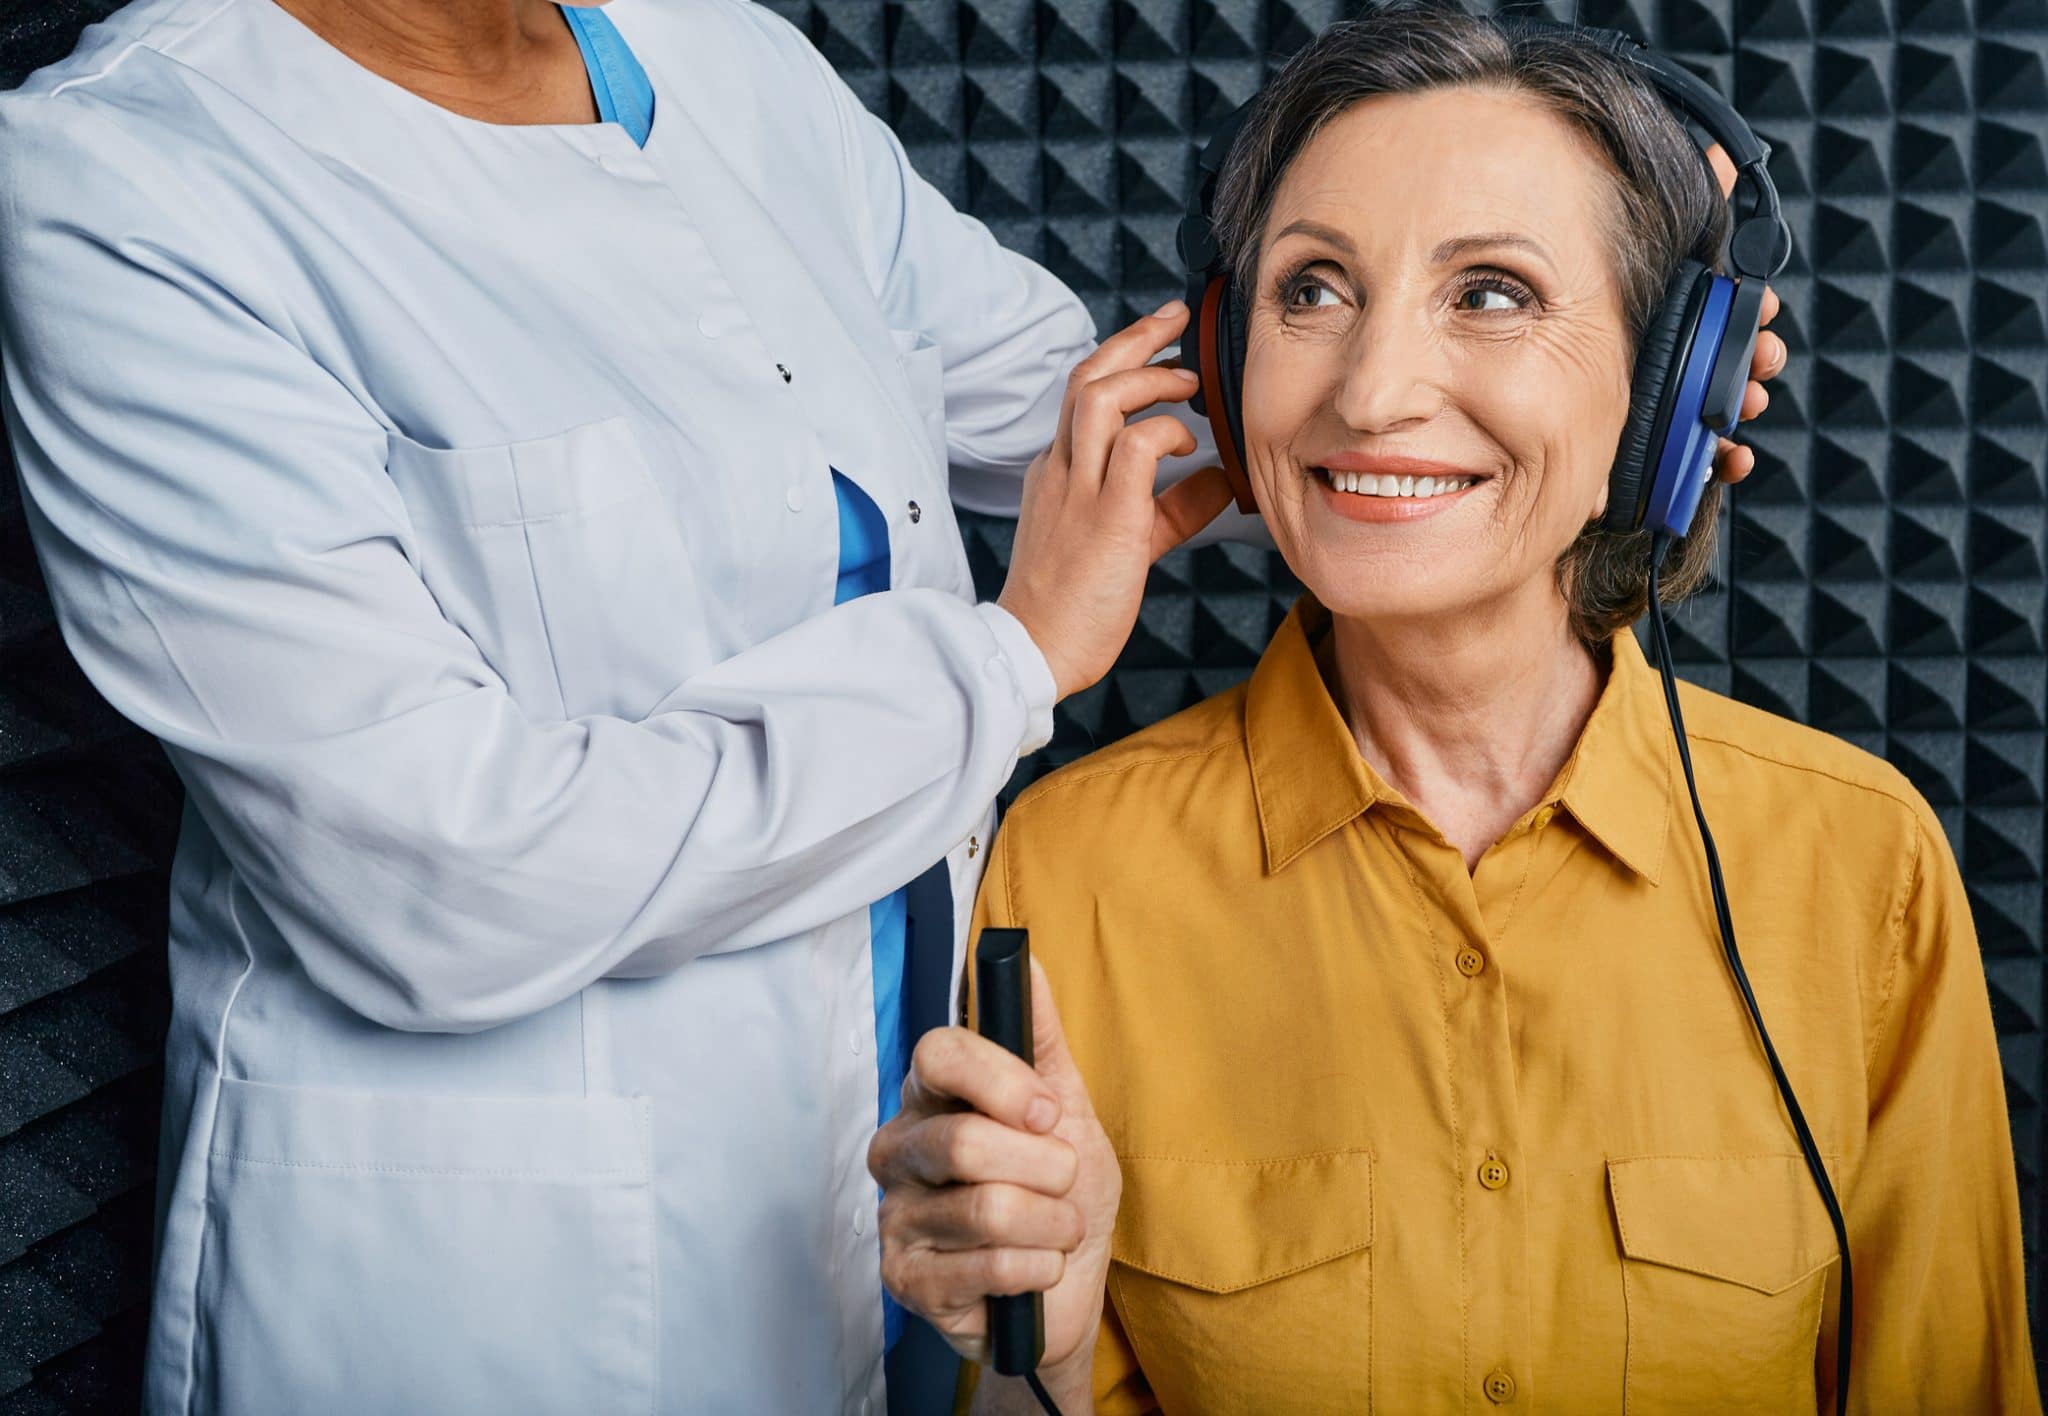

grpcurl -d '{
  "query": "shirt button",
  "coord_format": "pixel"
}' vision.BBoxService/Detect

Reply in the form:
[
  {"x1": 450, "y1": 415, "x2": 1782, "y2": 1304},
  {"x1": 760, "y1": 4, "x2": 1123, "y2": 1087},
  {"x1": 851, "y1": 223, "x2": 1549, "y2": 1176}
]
[
  {"x1": 1484, "y1": 1369, "x2": 1517, "y2": 1404},
  {"x1": 785, "y1": 485, "x2": 806, "y2": 513},
  {"x1": 1478, "y1": 1154, "x2": 1511, "y2": 1191},
  {"x1": 1455, "y1": 947, "x2": 1486, "y2": 977},
  {"x1": 908, "y1": 500, "x2": 922, "y2": 524}
]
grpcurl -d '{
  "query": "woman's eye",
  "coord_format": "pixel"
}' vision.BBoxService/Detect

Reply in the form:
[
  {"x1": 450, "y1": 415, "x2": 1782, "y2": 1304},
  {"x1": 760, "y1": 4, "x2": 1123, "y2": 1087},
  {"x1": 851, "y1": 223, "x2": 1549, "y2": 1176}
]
[
  {"x1": 1456, "y1": 282, "x2": 1528, "y2": 312},
  {"x1": 1289, "y1": 279, "x2": 1341, "y2": 309}
]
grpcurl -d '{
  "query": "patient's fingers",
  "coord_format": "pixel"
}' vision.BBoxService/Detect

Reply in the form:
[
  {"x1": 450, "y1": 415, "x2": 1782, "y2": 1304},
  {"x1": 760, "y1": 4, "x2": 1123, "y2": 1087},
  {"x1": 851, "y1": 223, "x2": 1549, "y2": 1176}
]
[
  {"x1": 887, "y1": 1181, "x2": 1088, "y2": 1254},
  {"x1": 882, "y1": 1110, "x2": 1080, "y2": 1194},
  {"x1": 898, "y1": 1027, "x2": 1060, "y2": 1134},
  {"x1": 887, "y1": 1244, "x2": 1069, "y2": 1315}
]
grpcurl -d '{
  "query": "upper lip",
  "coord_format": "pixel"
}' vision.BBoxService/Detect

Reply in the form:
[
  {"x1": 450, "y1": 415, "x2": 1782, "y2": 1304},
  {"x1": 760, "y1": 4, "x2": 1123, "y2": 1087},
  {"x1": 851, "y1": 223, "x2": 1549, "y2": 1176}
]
[{"x1": 1313, "y1": 453, "x2": 1486, "y2": 480}]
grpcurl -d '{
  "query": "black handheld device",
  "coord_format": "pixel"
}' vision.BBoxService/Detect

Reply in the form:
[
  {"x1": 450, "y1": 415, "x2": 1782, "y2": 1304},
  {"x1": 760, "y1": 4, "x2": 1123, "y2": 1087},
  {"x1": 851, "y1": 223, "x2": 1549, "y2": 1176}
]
[{"x1": 974, "y1": 927, "x2": 1046, "y2": 1378}]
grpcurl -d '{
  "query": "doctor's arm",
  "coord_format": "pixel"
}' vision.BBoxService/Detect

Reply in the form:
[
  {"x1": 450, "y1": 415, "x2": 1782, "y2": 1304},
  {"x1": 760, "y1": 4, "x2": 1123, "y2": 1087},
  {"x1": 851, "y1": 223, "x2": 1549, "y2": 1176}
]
[
  {"x1": 0, "y1": 99, "x2": 1056, "y2": 1034},
  {"x1": 764, "y1": 6, "x2": 1264, "y2": 547}
]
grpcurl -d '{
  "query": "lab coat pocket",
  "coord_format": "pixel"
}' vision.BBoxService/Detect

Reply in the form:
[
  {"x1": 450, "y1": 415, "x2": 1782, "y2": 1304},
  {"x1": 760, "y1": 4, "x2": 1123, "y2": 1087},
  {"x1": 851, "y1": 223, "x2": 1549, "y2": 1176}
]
[
  {"x1": 198, "y1": 1077, "x2": 655, "y2": 1416},
  {"x1": 385, "y1": 416, "x2": 707, "y2": 721},
  {"x1": 1608, "y1": 1154, "x2": 1838, "y2": 1414},
  {"x1": 1108, "y1": 1150, "x2": 1373, "y2": 1414},
  {"x1": 889, "y1": 328, "x2": 948, "y2": 472}
]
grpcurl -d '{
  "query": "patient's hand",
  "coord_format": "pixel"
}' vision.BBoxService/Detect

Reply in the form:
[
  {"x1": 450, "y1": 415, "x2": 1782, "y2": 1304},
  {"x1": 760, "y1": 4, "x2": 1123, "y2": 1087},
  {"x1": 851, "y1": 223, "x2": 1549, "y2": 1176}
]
[
  {"x1": 868, "y1": 961, "x2": 1120, "y2": 1409},
  {"x1": 1706, "y1": 141, "x2": 1788, "y2": 486}
]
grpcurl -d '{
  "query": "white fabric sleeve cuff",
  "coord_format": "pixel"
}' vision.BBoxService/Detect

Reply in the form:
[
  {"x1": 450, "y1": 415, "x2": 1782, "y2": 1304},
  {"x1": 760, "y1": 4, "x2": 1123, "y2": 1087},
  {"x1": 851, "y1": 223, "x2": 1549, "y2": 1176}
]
[{"x1": 975, "y1": 601, "x2": 1059, "y2": 755}]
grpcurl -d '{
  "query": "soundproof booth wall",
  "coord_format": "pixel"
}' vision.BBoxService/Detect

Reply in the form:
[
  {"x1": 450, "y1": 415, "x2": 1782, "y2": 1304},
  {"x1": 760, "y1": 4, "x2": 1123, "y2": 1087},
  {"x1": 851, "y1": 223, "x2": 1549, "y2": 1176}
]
[{"x1": 1, "y1": 0, "x2": 2045, "y2": 1405}]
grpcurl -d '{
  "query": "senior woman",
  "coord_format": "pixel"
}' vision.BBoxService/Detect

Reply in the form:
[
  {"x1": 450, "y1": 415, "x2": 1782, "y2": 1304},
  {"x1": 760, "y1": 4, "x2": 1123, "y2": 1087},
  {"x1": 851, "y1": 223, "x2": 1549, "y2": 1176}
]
[{"x1": 871, "y1": 10, "x2": 2037, "y2": 1414}]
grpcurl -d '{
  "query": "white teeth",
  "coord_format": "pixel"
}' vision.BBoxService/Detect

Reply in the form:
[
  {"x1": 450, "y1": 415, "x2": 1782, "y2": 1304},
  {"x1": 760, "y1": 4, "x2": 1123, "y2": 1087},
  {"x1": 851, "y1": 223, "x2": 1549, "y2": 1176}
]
[{"x1": 1320, "y1": 468, "x2": 1475, "y2": 499}]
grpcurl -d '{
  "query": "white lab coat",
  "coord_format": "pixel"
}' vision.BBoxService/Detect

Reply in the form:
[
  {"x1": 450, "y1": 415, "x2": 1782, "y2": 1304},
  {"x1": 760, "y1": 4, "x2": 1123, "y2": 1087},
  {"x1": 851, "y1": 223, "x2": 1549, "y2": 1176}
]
[{"x1": 0, "y1": 0, "x2": 1168, "y2": 1409}]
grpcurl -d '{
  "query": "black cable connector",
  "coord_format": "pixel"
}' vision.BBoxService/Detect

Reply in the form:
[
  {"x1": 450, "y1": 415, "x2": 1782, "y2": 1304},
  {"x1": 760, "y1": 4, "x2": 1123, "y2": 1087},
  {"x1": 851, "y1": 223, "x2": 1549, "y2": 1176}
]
[{"x1": 1647, "y1": 533, "x2": 1854, "y2": 1416}]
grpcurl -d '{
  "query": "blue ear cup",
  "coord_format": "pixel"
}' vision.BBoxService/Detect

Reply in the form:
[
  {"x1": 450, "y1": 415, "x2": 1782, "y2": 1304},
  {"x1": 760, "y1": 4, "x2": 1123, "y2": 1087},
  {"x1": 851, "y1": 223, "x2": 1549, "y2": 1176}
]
[{"x1": 1606, "y1": 261, "x2": 1752, "y2": 538}]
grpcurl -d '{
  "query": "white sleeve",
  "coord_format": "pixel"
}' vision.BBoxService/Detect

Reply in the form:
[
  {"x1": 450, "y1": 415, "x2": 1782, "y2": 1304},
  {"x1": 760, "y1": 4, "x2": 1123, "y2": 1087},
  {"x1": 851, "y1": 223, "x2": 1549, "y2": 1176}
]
[
  {"x1": 763, "y1": 10, "x2": 1091, "y2": 517},
  {"x1": 0, "y1": 95, "x2": 1054, "y2": 1035},
  {"x1": 780, "y1": 17, "x2": 1273, "y2": 546}
]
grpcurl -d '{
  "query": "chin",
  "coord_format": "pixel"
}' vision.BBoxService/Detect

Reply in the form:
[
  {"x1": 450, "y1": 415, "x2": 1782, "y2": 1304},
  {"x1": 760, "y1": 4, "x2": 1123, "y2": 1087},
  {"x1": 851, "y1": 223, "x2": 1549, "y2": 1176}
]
[{"x1": 1287, "y1": 548, "x2": 1485, "y2": 627}]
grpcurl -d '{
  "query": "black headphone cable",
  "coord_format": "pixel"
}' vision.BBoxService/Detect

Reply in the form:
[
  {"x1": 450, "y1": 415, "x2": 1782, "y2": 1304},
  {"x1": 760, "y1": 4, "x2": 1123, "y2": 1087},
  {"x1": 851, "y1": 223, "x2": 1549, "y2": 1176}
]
[
  {"x1": 1022, "y1": 1369, "x2": 1063, "y2": 1415},
  {"x1": 1646, "y1": 533, "x2": 1854, "y2": 1416}
]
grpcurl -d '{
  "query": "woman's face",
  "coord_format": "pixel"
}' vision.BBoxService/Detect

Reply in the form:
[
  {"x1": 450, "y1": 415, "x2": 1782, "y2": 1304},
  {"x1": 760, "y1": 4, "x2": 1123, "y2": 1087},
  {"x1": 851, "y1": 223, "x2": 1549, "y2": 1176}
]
[{"x1": 1240, "y1": 86, "x2": 1635, "y2": 627}]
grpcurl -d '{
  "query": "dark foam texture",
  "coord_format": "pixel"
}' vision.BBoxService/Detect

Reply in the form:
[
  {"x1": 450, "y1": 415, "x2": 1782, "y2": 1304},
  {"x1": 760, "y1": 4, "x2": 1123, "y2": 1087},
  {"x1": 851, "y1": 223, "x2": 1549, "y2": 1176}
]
[{"x1": 2, "y1": 0, "x2": 2044, "y2": 1404}]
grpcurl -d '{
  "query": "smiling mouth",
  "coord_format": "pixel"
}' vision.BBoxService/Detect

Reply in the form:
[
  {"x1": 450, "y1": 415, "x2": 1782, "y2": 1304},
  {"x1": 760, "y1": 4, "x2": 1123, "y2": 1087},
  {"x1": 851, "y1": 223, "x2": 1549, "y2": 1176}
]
[{"x1": 1313, "y1": 467, "x2": 1481, "y2": 499}]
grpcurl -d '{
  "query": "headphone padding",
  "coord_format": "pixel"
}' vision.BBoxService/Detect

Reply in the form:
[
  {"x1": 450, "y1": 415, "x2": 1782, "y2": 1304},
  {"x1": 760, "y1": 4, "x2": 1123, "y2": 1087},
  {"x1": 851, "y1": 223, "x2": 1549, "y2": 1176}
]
[{"x1": 1607, "y1": 260, "x2": 1707, "y2": 534}]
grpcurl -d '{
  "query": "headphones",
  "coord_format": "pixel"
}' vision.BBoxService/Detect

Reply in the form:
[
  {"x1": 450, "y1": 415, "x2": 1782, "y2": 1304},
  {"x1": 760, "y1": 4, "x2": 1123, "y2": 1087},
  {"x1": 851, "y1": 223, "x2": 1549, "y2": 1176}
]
[{"x1": 1176, "y1": 18, "x2": 1794, "y2": 539}]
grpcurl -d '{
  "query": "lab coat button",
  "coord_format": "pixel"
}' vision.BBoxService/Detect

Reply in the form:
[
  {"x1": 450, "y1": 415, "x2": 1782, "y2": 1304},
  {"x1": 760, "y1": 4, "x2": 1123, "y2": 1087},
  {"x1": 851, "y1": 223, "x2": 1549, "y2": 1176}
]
[
  {"x1": 908, "y1": 500, "x2": 922, "y2": 524},
  {"x1": 852, "y1": 1205, "x2": 866, "y2": 1236},
  {"x1": 777, "y1": 363, "x2": 792, "y2": 383},
  {"x1": 849, "y1": 1026, "x2": 865, "y2": 1055},
  {"x1": 785, "y1": 486, "x2": 806, "y2": 513}
]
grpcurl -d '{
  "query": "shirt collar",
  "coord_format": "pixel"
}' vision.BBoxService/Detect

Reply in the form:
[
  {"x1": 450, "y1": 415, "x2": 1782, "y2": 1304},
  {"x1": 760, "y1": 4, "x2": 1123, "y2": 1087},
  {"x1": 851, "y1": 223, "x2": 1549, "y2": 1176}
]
[
  {"x1": 1245, "y1": 598, "x2": 1381, "y2": 874},
  {"x1": 1245, "y1": 596, "x2": 1673, "y2": 884},
  {"x1": 1550, "y1": 628, "x2": 1674, "y2": 885}
]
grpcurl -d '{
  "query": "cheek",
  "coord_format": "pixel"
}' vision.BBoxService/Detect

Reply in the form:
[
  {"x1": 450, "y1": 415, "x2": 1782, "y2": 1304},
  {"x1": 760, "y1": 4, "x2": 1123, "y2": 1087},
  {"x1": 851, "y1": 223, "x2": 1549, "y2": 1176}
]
[
  {"x1": 1461, "y1": 320, "x2": 1632, "y2": 527},
  {"x1": 1238, "y1": 323, "x2": 1332, "y2": 501}
]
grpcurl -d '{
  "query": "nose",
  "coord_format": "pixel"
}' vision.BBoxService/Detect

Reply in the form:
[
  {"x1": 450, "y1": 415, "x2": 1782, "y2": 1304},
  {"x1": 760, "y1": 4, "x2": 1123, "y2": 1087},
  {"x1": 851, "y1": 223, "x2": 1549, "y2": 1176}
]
[{"x1": 1330, "y1": 305, "x2": 1442, "y2": 435}]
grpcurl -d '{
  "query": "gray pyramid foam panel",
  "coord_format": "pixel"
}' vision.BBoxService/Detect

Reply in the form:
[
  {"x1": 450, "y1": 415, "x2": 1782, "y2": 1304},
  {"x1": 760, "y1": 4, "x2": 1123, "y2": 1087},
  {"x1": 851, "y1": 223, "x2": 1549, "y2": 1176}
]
[{"x1": 2, "y1": 0, "x2": 2045, "y2": 1405}]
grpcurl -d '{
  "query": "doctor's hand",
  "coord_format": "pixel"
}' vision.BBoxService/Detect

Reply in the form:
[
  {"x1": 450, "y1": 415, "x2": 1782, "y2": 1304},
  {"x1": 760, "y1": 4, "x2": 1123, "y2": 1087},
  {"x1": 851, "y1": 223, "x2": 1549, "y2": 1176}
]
[
  {"x1": 868, "y1": 962, "x2": 1121, "y2": 1407},
  {"x1": 998, "y1": 302, "x2": 1234, "y2": 701},
  {"x1": 1705, "y1": 141, "x2": 1787, "y2": 487}
]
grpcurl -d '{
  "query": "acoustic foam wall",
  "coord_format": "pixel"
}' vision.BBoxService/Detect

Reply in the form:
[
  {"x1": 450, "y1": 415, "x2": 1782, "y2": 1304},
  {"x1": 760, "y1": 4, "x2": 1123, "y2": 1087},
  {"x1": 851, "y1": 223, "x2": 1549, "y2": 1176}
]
[{"x1": 0, "y1": 0, "x2": 2043, "y2": 1407}]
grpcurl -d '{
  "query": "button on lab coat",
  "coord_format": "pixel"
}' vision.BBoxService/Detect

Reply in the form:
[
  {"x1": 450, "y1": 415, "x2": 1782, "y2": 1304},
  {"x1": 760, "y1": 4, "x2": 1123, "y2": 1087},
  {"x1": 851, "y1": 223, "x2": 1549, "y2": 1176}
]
[{"x1": 0, "y1": 0, "x2": 1120, "y2": 1408}]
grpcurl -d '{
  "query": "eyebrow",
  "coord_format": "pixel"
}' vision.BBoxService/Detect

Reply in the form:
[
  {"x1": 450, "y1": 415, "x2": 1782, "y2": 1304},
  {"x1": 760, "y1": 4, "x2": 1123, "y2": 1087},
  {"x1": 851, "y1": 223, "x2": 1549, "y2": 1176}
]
[
  {"x1": 1271, "y1": 219, "x2": 1358, "y2": 257},
  {"x1": 1431, "y1": 232, "x2": 1558, "y2": 273},
  {"x1": 1271, "y1": 219, "x2": 1558, "y2": 275}
]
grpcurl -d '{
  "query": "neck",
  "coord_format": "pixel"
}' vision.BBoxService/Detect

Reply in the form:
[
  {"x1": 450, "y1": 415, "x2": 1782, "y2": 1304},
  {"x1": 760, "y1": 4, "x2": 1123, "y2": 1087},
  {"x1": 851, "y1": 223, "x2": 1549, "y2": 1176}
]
[
  {"x1": 271, "y1": 0, "x2": 591, "y2": 124},
  {"x1": 1322, "y1": 582, "x2": 1603, "y2": 871}
]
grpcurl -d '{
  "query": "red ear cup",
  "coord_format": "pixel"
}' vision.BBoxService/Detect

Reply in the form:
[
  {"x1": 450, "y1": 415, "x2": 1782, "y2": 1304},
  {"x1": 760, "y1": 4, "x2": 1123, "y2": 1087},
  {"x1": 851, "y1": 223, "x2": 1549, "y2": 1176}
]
[{"x1": 1195, "y1": 275, "x2": 1257, "y2": 513}]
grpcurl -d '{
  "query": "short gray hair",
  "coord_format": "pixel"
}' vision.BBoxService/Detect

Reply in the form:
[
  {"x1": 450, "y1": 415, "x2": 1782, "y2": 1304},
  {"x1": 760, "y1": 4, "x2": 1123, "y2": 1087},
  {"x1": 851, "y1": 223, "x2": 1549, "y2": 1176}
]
[{"x1": 1210, "y1": 2, "x2": 1733, "y2": 645}]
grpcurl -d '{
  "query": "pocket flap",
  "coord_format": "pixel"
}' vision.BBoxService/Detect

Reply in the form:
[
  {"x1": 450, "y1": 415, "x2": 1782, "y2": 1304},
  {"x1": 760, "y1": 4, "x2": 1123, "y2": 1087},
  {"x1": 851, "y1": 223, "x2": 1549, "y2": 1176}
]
[
  {"x1": 386, "y1": 415, "x2": 657, "y2": 530},
  {"x1": 1112, "y1": 1150, "x2": 1372, "y2": 1294},
  {"x1": 210, "y1": 1077, "x2": 650, "y2": 1183},
  {"x1": 1608, "y1": 1154, "x2": 1838, "y2": 1295}
]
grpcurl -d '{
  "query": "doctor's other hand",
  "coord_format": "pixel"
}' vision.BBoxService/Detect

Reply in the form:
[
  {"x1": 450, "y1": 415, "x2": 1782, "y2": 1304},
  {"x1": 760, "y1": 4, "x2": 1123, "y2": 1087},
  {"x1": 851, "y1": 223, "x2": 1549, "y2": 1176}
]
[
  {"x1": 1705, "y1": 140, "x2": 1787, "y2": 487},
  {"x1": 998, "y1": 302, "x2": 1235, "y2": 700},
  {"x1": 868, "y1": 962, "x2": 1121, "y2": 1405}
]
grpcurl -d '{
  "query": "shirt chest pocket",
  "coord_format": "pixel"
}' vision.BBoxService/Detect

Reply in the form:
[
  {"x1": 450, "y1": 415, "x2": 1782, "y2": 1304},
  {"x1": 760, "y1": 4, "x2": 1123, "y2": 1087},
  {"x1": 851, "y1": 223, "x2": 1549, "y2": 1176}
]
[
  {"x1": 1109, "y1": 1150, "x2": 1374, "y2": 1414},
  {"x1": 385, "y1": 416, "x2": 711, "y2": 721},
  {"x1": 1608, "y1": 1155, "x2": 1839, "y2": 1414}
]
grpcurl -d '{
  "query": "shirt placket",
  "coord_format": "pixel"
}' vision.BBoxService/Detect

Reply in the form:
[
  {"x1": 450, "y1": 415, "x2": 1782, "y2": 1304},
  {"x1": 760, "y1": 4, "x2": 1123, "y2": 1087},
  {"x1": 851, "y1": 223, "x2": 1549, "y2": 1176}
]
[{"x1": 1415, "y1": 823, "x2": 1537, "y2": 1412}]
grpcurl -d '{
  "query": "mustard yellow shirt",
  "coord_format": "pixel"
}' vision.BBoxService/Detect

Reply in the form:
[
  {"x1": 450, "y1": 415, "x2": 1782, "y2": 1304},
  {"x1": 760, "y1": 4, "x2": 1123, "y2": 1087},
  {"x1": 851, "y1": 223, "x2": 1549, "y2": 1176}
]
[{"x1": 971, "y1": 598, "x2": 2037, "y2": 1414}]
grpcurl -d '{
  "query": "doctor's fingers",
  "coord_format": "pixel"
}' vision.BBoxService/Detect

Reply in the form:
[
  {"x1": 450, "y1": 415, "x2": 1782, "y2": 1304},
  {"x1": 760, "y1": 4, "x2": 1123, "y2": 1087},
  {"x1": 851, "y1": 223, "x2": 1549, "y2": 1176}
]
[
  {"x1": 899, "y1": 1027, "x2": 1063, "y2": 1136},
  {"x1": 1064, "y1": 366, "x2": 1202, "y2": 491},
  {"x1": 1056, "y1": 303, "x2": 1193, "y2": 445},
  {"x1": 1097, "y1": 416, "x2": 1202, "y2": 535},
  {"x1": 882, "y1": 1181, "x2": 1088, "y2": 1256},
  {"x1": 877, "y1": 1109, "x2": 1081, "y2": 1194}
]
